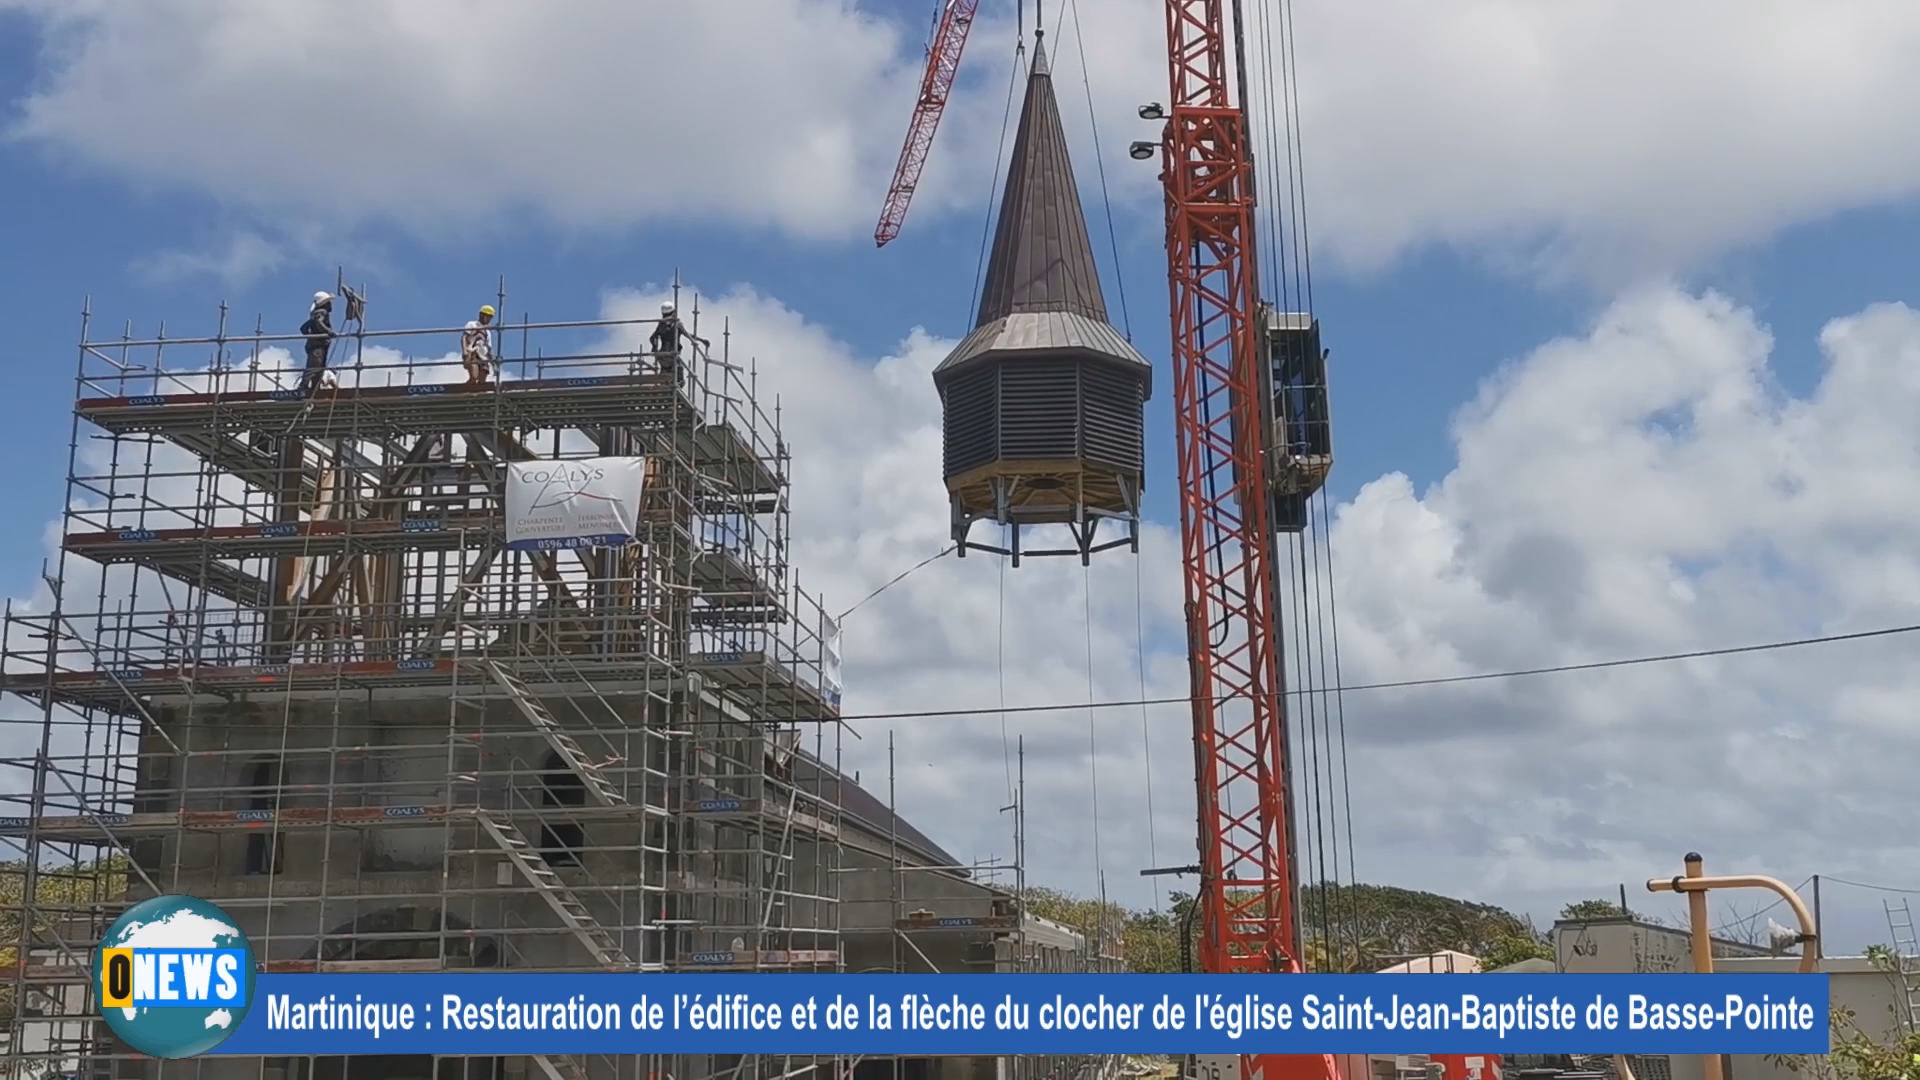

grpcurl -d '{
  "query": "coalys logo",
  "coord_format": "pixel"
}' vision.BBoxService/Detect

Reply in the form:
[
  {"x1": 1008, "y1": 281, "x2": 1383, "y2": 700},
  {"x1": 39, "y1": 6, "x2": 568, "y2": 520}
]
[
  {"x1": 93, "y1": 895, "x2": 255, "y2": 1059},
  {"x1": 514, "y1": 463, "x2": 616, "y2": 512}
]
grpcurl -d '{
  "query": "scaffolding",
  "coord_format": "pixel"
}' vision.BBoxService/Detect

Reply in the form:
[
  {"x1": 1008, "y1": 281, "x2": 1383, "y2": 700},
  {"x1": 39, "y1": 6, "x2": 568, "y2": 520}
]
[
  {"x1": 0, "y1": 283, "x2": 848, "y2": 1080},
  {"x1": 859, "y1": 736, "x2": 1125, "y2": 1080}
]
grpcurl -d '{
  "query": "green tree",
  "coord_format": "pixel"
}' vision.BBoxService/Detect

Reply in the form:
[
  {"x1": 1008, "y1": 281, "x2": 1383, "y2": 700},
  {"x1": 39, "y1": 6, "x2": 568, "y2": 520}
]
[
  {"x1": 1028, "y1": 881, "x2": 1546, "y2": 974},
  {"x1": 1559, "y1": 898, "x2": 1629, "y2": 921},
  {"x1": 1300, "y1": 881, "x2": 1543, "y2": 969},
  {"x1": 1767, "y1": 1003, "x2": 1920, "y2": 1080},
  {"x1": 1480, "y1": 932, "x2": 1554, "y2": 970},
  {"x1": 1767, "y1": 947, "x2": 1919, "y2": 1080},
  {"x1": 0, "y1": 855, "x2": 130, "y2": 1024}
]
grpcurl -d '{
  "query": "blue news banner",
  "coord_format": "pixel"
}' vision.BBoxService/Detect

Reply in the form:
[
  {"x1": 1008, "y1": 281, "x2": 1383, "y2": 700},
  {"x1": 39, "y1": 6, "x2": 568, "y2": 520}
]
[{"x1": 211, "y1": 974, "x2": 1833, "y2": 1057}]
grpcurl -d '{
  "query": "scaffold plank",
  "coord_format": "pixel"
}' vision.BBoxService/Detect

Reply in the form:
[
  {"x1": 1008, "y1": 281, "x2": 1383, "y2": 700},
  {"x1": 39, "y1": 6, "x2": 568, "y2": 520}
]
[
  {"x1": 672, "y1": 949, "x2": 838, "y2": 970},
  {"x1": 894, "y1": 914, "x2": 1020, "y2": 932},
  {"x1": 0, "y1": 956, "x2": 638, "y2": 983},
  {"x1": 73, "y1": 375, "x2": 783, "y2": 493},
  {"x1": 0, "y1": 656, "x2": 676, "y2": 709},
  {"x1": 693, "y1": 651, "x2": 838, "y2": 720},
  {"x1": 688, "y1": 423, "x2": 783, "y2": 495},
  {"x1": 677, "y1": 795, "x2": 840, "y2": 840},
  {"x1": 0, "y1": 802, "x2": 654, "y2": 839},
  {"x1": 65, "y1": 512, "x2": 495, "y2": 561},
  {"x1": 66, "y1": 520, "x2": 780, "y2": 596},
  {"x1": 691, "y1": 548, "x2": 777, "y2": 601},
  {"x1": 75, "y1": 375, "x2": 688, "y2": 438}
]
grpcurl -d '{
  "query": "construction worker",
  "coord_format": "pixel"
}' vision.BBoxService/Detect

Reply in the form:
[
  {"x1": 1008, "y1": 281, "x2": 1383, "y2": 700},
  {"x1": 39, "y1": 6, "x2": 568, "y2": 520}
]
[
  {"x1": 300, "y1": 291, "x2": 335, "y2": 392},
  {"x1": 462, "y1": 304, "x2": 497, "y2": 387},
  {"x1": 649, "y1": 301, "x2": 709, "y2": 385}
]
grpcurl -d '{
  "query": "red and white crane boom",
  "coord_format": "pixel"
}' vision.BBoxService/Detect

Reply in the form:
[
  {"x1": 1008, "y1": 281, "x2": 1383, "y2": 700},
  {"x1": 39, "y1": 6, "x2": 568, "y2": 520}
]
[{"x1": 875, "y1": 0, "x2": 983, "y2": 247}]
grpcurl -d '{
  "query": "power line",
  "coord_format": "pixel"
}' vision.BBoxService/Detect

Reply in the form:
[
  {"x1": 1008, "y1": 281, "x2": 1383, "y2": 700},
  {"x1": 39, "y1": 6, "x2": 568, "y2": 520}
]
[
  {"x1": 812, "y1": 620, "x2": 1920, "y2": 723},
  {"x1": 12, "y1": 597, "x2": 1912, "y2": 731},
  {"x1": 1710, "y1": 876, "x2": 1811, "y2": 937},
  {"x1": 1820, "y1": 875, "x2": 1920, "y2": 896}
]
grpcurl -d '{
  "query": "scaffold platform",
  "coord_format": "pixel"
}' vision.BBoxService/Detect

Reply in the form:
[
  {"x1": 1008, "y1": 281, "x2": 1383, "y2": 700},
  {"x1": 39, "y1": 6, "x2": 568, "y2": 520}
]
[
  {"x1": 2, "y1": 299, "x2": 853, "y2": 1080},
  {"x1": 73, "y1": 374, "x2": 782, "y2": 494}
]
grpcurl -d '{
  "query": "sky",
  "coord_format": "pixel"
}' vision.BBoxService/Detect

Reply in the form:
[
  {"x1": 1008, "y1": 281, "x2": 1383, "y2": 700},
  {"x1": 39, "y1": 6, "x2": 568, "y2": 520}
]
[{"x1": 4, "y1": 0, "x2": 1920, "y2": 956}]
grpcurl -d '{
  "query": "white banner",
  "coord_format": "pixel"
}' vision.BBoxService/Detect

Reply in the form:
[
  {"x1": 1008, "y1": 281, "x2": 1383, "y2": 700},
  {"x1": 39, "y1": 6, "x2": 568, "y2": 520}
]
[
  {"x1": 505, "y1": 457, "x2": 647, "y2": 551},
  {"x1": 821, "y1": 616, "x2": 844, "y2": 708}
]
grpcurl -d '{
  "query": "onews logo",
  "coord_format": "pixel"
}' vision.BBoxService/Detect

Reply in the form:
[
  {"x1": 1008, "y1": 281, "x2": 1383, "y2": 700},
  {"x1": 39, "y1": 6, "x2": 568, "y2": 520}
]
[{"x1": 92, "y1": 895, "x2": 256, "y2": 1059}]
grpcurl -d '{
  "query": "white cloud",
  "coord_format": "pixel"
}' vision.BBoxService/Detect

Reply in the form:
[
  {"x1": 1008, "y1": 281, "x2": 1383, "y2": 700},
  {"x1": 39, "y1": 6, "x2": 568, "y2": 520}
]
[
  {"x1": 8, "y1": 280, "x2": 1920, "y2": 953},
  {"x1": 15, "y1": 1, "x2": 1920, "y2": 279},
  {"x1": 130, "y1": 230, "x2": 285, "y2": 289},
  {"x1": 575, "y1": 282, "x2": 1920, "y2": 951},
  {"x1": 0, "y1": 0, "x2": 926, "y2": 242}
]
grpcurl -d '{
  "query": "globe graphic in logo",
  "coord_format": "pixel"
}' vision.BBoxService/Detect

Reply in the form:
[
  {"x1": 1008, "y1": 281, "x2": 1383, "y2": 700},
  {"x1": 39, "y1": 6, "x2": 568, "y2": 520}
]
[{"x1": 92, "y1": 895, "x2": 255, "y2": 1059}]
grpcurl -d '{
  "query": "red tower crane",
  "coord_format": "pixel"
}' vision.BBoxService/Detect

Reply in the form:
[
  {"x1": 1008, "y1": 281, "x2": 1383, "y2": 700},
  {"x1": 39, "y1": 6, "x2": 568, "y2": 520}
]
[
  {"x1": 888, "y1": 3, "x2": 1352, "y2": 1077},
  {"x1": 1154, "y1": 2, "x2": 1339, "y2": 1079},
  {"x1": 875, "y1": 0, "x2": 983, "y2": 247}
]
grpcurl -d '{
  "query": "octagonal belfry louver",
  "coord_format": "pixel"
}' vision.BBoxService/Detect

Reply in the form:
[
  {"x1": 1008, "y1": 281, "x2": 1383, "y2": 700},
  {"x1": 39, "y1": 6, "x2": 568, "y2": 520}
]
[{"x1": 932, "y1": 40, "x2": 1153, "y2": 567}]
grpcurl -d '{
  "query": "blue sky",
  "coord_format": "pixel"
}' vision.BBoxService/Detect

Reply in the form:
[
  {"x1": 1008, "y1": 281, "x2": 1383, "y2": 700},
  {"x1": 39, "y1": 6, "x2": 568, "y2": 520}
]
[{"x1": 6, "y1": 0, "x2": 1920, "y2": 953}]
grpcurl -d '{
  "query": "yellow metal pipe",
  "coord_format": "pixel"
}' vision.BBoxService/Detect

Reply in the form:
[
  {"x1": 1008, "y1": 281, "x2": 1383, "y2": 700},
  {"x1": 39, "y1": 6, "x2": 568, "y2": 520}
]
[
  {"x1": 1644, "y1": 864, "x2": 1820, "y2": 974},
  {"x1": 1646, "y1": 854, "x2": 1823, "y2": 1080}
]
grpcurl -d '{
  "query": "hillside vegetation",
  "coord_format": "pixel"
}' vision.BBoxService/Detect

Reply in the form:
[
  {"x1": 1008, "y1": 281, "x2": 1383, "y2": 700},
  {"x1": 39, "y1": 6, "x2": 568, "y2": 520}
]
[{"x1": 1022, "y1": 881, "x2": 1559, "y2": 973}]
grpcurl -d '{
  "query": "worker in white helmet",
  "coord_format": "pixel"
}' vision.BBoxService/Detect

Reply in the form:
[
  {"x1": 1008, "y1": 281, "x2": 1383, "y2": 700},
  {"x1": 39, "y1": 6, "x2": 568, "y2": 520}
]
[
  {"x1": 299, "y1": 291, "x2": 336, "y2": 393},
  {"x1": 462, "y1": 304, "x2": 497, "y2": 387},
  {"x1": 648, "y1": 300, "x2": 709, "y2": 386}
]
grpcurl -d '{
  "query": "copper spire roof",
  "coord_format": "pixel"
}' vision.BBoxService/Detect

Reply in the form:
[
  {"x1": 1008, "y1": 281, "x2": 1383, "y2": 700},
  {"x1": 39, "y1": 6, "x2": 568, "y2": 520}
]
[
  {"x1": 974, "y1": 40, "x2": 1107, "y2": 327},
  {"x1": 935, "y1": 40, "x2": 1151, "y2": 387}
]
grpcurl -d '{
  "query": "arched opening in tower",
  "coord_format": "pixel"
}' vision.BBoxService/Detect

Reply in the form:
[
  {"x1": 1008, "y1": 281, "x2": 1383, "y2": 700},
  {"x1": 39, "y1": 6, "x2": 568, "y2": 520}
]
[
  {"x1": 297, "y1": 907, "x2": 502, "y2": 1080},
  {"x1": 539, "y1": 750, "x2": 586, "y2": 866}
]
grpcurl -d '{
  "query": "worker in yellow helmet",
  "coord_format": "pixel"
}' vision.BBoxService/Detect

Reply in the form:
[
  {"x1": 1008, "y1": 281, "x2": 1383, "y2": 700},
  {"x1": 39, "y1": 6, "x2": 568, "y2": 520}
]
[{"x1": 462, "y1": 304, "x2": 497, "y2": 387}]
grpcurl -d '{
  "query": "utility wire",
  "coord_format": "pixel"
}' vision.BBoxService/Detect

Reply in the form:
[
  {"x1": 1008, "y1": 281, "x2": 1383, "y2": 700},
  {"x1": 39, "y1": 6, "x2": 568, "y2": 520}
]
[
  {"x1": 1821, "y1": 875, "x2": 1920, "y2": 896},
  {"x1": 795, "y1": 620, "x2": 1920, "y2": 723},
  {"x1": 23, "y1": 612, "x2": 1915, "y2": 732},
  {"x1": 1710, "y1": 876, "x2": 1812, "y2": 937}
]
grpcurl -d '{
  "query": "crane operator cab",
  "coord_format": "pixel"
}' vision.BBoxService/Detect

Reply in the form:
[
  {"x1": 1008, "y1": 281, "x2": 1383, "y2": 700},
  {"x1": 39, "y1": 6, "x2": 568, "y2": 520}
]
[{"x1": 1257, "y1": 305, "x2": 1333, "y2": 533}]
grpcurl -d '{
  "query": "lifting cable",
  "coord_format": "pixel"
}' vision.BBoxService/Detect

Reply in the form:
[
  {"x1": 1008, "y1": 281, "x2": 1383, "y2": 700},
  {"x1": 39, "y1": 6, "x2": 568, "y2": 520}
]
[
  {"x1": 1061, "y1": 0, "x2": 1140, "y2": 920},
  {"x1": 967, "y1": 20, "x2": 1027, "y2": 324},
  {"x1": 998, "y1": 557, "x2": 1014, "y2": 808},
  {"x1": 1243, "y1": 0, "x2": 1361, "y2": 968},
  {"x1": 1065, "y1": 0, "x2": 1133, "y2": 342},
  {"x1": 1082, "y1": 563, "x2": 1107, "y2": 913},
  {"x1": 1133, "y1": 553, "x2": 1162, "y2": 914}
]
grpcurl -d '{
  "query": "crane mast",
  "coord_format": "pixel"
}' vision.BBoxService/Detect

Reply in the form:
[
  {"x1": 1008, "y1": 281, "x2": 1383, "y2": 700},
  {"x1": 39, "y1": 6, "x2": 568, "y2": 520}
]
[
  {"x1": 876, "y1": 0, "x2": 983, "y2": 247},
  {"x1": 1158, "y1": 2, "x2": 1335, "y2": 1078}
]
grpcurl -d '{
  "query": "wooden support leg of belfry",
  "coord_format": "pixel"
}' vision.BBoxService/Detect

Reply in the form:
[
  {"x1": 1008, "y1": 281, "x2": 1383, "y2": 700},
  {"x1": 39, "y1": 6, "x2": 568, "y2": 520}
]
[
  {"x1": 951, "y1": 496, "x2": 970, "y2": 558},
  {"x1": 995, "y1": 478, "x2": 1020, "y2": 567},
  {"x1": 1075, "y1": 479, "x2": 1091, "y2": 567}
]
